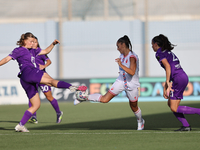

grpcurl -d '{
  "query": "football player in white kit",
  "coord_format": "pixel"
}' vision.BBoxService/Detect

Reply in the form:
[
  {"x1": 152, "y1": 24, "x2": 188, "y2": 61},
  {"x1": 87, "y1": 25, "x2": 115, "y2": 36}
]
[{"x1": 75, "y1": 35, "x2": 145, "y2": 130}]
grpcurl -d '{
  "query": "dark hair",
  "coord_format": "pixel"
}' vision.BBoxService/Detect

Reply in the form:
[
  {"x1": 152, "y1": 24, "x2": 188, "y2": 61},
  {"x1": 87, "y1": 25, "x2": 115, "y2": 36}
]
[
  {"x1": 152, "y1": 34, "x2": 176, "y2": 51},
  {"x1": 34, "y1": 36, "x2": 41, "y2": 48},
  {"x1": 117, "y1": 35, "x2": 132, "y2": 52},
  {"x1": 17, "y1": 32, "x2": 35, "y2": 46}
]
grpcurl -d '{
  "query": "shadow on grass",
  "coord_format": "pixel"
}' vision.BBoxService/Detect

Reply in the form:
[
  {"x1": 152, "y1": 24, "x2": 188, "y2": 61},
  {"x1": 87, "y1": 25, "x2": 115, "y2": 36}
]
[
  {"x1": 29, "y1": 102, "x2": 200, "y2": 131},
  {"x1": 0, "y1": 121, "x2": 19, "y2": 123}
]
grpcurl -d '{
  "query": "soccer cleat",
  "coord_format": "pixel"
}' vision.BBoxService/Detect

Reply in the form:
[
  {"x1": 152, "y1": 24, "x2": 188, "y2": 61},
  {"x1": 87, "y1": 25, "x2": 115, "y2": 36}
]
[
  {"x1": 15, "y1": 124, "x2": 29, "y2": 132},
  {"x1": 137, "y1": 119, "x2": 145, "y2": 130},
  {"x1": 69, "y1": 85, "x2": 88, "y2": 92},
  {"x1": 56, "y1": 111, "x2": 63, "y2": 123},
  {"x1": 28, "y1": 117, "x2": 38, "y2": 124},
  {"x1": 174, "y1": 126, "x2": 191, "y2": 131},
  {"x1": 77, "y1": 85, "x2": 87, "y2": 91}
]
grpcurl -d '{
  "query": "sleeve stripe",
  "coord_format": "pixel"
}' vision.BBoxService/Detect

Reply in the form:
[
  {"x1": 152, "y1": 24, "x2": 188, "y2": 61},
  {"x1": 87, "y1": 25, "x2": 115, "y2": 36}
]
[{"x1": 130, "y1": 55, "x2": 137, "y2": 61}]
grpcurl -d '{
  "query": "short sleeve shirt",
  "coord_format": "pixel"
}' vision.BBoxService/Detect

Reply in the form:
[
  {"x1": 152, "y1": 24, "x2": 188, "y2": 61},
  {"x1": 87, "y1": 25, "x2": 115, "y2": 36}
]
[
  {"x1": 155, "y1": 48, "x2": 184, "y2": 81},
  {"x1": 9, "y1": 47, "x2": 41, "y2": 73}
]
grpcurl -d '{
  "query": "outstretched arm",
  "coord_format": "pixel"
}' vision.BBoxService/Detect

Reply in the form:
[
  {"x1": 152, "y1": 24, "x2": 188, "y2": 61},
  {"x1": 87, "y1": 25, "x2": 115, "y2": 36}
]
[
  {"x1": 0, "y1": 56, "x2": 12, "y2": 66},
  {"x1": 39, "y1": 40, "x2": 60, "y2": 55}
]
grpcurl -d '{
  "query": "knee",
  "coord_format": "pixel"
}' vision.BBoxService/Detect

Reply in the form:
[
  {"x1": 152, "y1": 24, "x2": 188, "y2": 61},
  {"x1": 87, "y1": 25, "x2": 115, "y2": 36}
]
[
  {"x1": 32, "y1": 101, "x2": 41, "y2": 109},
  {"x1": 170, "y1": 107, "x2": 177, "y2": 112},
  {"x1": 132, "y1": 106, "x2": 138, "y2": 112},
  {"x1": 131, "y1": 105, "x2": 138, "y2": 112},
  {"x1": 34, "y1": 103, "x2": 41, "y2": 110}
]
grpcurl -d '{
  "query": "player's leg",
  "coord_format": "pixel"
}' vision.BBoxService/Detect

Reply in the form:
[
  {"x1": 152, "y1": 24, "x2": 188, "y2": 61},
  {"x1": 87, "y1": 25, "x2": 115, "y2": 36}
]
[
  {"x1": 42, "y1": 86, "x2": 63, "y2": 123},
  {"x1": 98, "y1": 80, "x2": 124, "y2": 103},
  {"x1": 27, "y1": 93, "x2": 41, "y2": 114},
  {"x1": 40, "y1": 73, "x2": 71, "y2": 89},
  {"x1": 40, "y1": 73, "x2": 86, "y2": 91},
  {"x1": 22, "y1": 68, "x2": 73, "y2": 89},
  {"x1": 90, "y1": 92, "x2": 115, "y2": 103},
  {"x1": 127, "y1": 88, "x2": 144, "y2": 130},
  {"x1": 74, "y1": 79, "x2": 123, "y2": 105},
  {"x1": 169, "y1": 99, "x2": 191, "y2": 131},
  {"x1": 169, "y1": 73, "x2": 192, "y2": 131},
  {"x1": 28, "y1": 101, "x2": 38, "y2": 124},
  {"x1": 15, "y1": 93, "x2": 40, "y2": 132},
  {"x1": 74, "y1": 90, "x2": 115, "y2": 105}
]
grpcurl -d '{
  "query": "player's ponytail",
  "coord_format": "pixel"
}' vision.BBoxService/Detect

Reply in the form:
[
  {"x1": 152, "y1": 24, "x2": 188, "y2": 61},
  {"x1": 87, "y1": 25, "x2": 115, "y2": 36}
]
[
  {"x1": 117, "y1": 35, "x2": 133, "y2": 52},
  {"x1": 152, "y1": 34, "x2": 176, "y2": 51},
  {"x1": 17, "y1": 32, "x2": 35, "y2": 46}
]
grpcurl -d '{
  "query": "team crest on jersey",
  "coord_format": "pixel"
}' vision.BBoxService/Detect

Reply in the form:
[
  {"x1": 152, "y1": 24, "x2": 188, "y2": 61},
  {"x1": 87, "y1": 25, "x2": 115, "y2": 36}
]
[
  {"x1": 126, "y1": 59, "x2": 128, "y2": 63},
  {"x1": 156, "y1": 56, "x2": 160, "y2": 61}
]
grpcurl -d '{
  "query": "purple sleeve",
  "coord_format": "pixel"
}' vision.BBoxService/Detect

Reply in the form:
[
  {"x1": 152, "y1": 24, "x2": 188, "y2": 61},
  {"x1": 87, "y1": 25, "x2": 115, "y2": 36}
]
[
  {"x1": 35, "y1": 47, "x2": 42, "y2": 56},
  {"x1": 43, "y1": 55, "x2": 49, "y2": 61},
  {"x1": 8, "y1": 48, "x2": 20, "y2": 60},
  {"x1": 157, "y1": 51, "x2": 166, "y2": 63}
]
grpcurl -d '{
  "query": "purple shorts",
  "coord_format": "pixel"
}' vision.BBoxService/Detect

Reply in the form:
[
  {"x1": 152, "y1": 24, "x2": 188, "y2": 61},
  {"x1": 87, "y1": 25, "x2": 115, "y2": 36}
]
[
  {"x1": 170, "y1": 73, "x2": 188, "y2": 100},
  {"x1": 20, "y1": 67, "x2": 44, "y2": 84},
  {"x1": 39, "y1": 83, "x2": 51, "y2": 93},
  {"x1": 20, "y1": 67, "x2": 44, "y2": 99},
  {"x1": 20, "y1": 79, "x2": 39, "y2": 99}
]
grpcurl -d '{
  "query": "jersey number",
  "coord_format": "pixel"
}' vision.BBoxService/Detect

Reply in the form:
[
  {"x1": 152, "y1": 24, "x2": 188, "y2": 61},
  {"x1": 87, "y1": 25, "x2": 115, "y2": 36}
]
[{"x1": 169, "y1": 52, "x2": 178, "y2": 61}]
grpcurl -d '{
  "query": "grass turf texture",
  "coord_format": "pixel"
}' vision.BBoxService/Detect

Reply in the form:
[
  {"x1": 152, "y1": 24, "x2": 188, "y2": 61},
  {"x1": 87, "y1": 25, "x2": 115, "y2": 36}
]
[{"x1": 0, "y1": 101, "x2": 200, "y2": 150}]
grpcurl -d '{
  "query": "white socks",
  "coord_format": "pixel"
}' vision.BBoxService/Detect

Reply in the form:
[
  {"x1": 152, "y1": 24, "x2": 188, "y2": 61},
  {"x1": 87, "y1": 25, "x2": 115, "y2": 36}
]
[
  {"x1": 88, "y1": 94, "x2": 102, "y2": 102},
  {"x1": 134, "y1": 107, "x2": 142, "y2": 123}
]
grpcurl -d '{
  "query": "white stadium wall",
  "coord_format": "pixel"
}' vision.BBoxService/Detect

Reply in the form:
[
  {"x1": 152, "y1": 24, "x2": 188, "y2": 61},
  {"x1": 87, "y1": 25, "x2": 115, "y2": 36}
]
[
  {"x1": 0, "y1": 79, "x2": 28, "y2": 105},
  {"x1": 0, "y1": 20, "x2": 200, "y2": 80}
]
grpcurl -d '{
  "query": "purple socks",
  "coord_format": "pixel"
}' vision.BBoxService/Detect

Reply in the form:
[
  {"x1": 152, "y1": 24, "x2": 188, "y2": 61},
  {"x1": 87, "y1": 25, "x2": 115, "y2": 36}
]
[
  {"x1": 57, "y1": 81, "x2": 72, "y2": 89},
  {"x1": 50, "y1": 99, "x2": 61, "y2": 114},
  {"x1": 19, "y1": 110, "x2": 33, "y2": 126},
  {"x1": 173, "y1": 105, "x2": 200, "y2": 127},
  {"x1": 29, "y1": 101, "x2": 36, "y2": 117},
  {"x1": 173, "y1": 112, "x2": 190, "y2": 127},
  {"x1": 177, "y1": 106, "x2": 200, "y2": 115}
]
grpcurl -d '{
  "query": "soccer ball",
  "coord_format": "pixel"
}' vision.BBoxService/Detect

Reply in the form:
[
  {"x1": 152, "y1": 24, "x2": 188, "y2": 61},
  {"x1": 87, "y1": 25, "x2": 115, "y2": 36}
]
[{"x1": 75, "y1": 90, "x2": 88, "y2": 101}]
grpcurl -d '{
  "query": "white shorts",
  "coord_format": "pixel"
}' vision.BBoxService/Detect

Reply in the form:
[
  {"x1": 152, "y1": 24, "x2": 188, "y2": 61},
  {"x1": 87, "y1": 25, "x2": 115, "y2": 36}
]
[{"x1": 108, "y1": 79, "x2": 139, "y2": 102}]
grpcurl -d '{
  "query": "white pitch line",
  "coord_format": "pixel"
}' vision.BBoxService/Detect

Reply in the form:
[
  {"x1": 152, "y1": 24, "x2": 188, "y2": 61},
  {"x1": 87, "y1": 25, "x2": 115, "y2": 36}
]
[{"x1": 0, "y1": 131, "x2": 200, "y2": 136}]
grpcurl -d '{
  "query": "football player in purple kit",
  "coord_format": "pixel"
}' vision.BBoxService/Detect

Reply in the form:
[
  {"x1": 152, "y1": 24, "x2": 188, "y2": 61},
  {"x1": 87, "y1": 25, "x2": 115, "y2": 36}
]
[
  {"x1": 0, "y1": 32, "x2": 86, "y2": 132},
  {"x1": 28, "y1": 36, "x2": 63, "y2": 124},
  {"x1": 152, "y1": 34, "x2": 200, "y2": 131}
]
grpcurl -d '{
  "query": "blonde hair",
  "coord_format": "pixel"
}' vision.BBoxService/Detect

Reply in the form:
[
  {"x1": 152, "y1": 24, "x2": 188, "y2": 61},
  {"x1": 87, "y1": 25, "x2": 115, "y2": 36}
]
[{"x1": 17, "y1": 32, "x2": 35, "y2": 46}]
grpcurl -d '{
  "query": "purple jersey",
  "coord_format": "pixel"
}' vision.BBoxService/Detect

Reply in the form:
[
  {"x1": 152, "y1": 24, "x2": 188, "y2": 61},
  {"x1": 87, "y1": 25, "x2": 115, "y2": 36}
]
[
  {"x1": 9, "y1": 47, "x2": 41, "y2": 73},
  {"x1": 155, "y1": 48, "x2": 185, "y2": 81},
  {"x1": 34, "y1": 48, "x2": 49, "y2": 72},
  {"x1": 9, "y1": 46, "x2": 44, "y2": 99}
]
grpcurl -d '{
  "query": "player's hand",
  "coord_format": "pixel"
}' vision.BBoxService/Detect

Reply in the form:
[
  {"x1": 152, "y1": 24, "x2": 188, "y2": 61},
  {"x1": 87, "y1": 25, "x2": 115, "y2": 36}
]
[
  {"x1": 167, "y1": 81, "x2": 173, "y2": 92},
  {"x1": 163, "y1": 90, "x2": 169, "y2": 99},
  {"x1": 39, "y1": 64, "x2": 45, "y2": 70},
  {"x1": 163, "y1": 82, "x2": 169, "y2": 99},
  {"x1": 163, "y1": 81, "x2": 173, "y2": 99},
  {"x1": 52, "y1": 39, "x2": 60, "y2": 45},
  {"x1": 115, "y1": 58, "x2": 122, "y2": 65}
]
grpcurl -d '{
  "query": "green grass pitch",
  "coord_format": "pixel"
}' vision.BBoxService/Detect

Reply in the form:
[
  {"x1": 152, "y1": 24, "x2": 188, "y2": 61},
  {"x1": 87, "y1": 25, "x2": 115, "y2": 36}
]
[{"x1": 0, "y1": 101, "x2": 200, "y2": 150}]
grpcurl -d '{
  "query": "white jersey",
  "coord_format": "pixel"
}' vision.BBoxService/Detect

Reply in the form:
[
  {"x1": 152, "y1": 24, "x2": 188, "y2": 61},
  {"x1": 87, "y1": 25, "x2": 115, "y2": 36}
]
[{"x1": 117, "y1": 51, "x2": 140, "y2": 90}]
